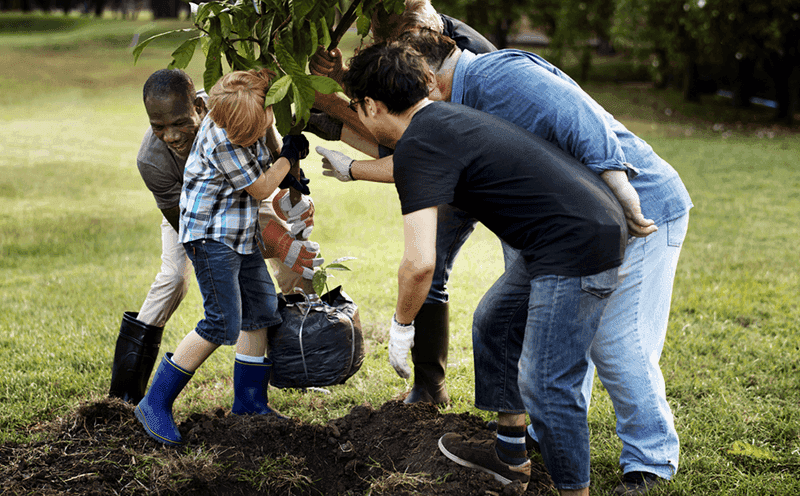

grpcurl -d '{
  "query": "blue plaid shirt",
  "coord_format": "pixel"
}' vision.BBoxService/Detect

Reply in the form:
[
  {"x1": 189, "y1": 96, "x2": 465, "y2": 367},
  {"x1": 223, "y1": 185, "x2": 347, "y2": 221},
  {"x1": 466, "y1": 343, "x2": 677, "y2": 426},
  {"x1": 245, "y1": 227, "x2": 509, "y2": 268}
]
[
  {"x1": 451, "y1": 49, "x2": 692, "y2": 225},
  {"x1": 179, "y1": 114, "x2": 272, "y2": 255}
]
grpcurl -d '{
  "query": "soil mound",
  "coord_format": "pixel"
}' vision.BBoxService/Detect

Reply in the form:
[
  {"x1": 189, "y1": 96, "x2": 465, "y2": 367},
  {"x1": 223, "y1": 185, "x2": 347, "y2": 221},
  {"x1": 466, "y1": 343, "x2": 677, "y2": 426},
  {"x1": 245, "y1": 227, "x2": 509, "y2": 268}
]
[{"x1": 0, "y1": 398, "x2": 554, "y2": 495}]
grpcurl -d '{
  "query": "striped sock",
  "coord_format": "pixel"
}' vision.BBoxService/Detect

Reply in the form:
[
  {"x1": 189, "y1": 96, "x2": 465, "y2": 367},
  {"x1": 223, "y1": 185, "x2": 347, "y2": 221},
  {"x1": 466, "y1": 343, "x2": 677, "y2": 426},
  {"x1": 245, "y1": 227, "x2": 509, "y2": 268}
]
[{"x1": 495, "y1": 424, "x2": 528, "y2": 466}]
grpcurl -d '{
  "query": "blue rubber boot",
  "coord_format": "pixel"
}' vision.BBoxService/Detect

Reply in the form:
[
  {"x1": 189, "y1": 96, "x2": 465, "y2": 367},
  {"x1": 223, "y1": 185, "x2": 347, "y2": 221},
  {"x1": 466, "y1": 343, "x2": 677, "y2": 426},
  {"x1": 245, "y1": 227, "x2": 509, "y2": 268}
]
[
  {"x1": 134, "y1": 353, "x2": 193, "y2": 446},
  {"x1": 231, "y1": 358, "x2": 284, "y2": 417}
]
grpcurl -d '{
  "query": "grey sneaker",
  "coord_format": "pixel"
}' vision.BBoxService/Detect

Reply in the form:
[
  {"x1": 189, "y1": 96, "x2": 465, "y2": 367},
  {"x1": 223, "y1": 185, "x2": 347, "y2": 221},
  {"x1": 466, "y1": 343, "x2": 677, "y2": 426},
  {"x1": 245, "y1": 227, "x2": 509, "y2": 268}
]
[
  {"x1": 613, "y1": 471, "x2": 664, "y2": 495},
  {"x1": 438, "y1": 433, "x2": 531, "y2": 490}
]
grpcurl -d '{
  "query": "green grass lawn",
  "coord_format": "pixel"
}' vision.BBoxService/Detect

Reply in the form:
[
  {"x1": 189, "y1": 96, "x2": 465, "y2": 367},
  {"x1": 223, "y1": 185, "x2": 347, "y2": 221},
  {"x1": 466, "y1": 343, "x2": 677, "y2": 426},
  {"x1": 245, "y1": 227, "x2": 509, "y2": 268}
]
[{"x1": 1, "y1": 14, "x2": 799, "y2": 494}]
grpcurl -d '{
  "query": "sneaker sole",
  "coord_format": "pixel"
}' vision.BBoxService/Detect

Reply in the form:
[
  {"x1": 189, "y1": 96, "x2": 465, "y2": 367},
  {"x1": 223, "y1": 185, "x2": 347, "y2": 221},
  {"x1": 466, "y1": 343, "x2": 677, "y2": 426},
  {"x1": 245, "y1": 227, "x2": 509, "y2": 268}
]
[{"x1": 438, "y1": 436, "x2": 529, "y2": 490}]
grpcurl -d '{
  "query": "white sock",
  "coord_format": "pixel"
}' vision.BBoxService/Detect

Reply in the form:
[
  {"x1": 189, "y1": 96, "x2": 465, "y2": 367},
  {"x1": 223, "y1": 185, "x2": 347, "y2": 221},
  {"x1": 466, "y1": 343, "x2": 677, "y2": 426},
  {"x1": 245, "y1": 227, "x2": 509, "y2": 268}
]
[{"x1": 235, "y1": 353, "x2": 264, "y2": 363}]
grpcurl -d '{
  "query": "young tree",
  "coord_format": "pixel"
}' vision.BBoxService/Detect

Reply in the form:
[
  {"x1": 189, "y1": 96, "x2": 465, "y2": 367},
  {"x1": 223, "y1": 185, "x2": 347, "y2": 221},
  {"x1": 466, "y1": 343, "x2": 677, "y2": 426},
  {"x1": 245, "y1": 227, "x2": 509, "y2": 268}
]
[{"x1": 134, "y1": 0, "x2": 403, "y2": 136}]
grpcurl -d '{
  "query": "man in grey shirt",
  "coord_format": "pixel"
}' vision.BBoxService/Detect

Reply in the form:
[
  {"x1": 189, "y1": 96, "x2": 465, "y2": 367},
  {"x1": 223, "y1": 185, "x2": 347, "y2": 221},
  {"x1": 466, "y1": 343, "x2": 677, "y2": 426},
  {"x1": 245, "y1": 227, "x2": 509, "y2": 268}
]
[{"x1": 109, "y1": 69, "x2": 320, "y2": 404}]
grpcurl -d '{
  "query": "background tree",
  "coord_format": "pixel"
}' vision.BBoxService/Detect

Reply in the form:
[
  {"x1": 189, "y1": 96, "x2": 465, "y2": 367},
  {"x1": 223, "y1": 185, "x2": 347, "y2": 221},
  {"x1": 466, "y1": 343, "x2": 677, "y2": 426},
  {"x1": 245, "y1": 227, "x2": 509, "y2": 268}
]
[
  {"x1": 150, "y1": 0, "x2": 180, "y2": 19},
  {"x1": 434, "y1": 0, "x2": 534, "y2": 48}
]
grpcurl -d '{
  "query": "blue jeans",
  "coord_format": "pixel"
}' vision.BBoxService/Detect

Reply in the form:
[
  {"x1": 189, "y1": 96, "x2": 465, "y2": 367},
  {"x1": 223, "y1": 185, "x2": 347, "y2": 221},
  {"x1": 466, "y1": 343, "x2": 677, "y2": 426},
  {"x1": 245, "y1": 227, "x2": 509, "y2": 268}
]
[
  {"x1": 474, "y1": 257, "x2": 618, "y2": 489},
  {"x1": 184, "y1": 239, "x2": 282, "y2": 346},
  {"x1": 475, "y1": 214, "x2": 689, "y2": 481},
  {"x1": 426, "y1": 204, "x2": 478, "y2": 304}
]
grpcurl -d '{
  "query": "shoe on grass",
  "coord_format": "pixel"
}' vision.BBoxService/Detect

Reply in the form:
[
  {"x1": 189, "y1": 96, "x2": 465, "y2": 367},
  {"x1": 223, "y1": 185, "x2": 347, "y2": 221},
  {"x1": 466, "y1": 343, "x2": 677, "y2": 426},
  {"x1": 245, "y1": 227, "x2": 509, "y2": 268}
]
[
  {"x1": 438, "y1": 433, "x2": 531, "y2": 490},
  {"x1": 613, "y1": 471, "x2": 664, "y2": 495}
]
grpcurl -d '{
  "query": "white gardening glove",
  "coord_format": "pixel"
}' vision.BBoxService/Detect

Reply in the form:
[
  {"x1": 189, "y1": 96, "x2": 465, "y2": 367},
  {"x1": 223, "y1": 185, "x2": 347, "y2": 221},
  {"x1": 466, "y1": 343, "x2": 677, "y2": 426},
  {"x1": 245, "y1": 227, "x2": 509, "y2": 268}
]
[
  {"x1": 388, "y1": 314, "x2": 415, "y2": 379},
  {"x1": 600, "y1": 168, "x2": 658, "y2": 237},
  {"x1": 272, "y1": 189, "x2": 315, "y2": 239},
  {"x1": 316, "y1": 145, "x2": 355, "y2": 182}
]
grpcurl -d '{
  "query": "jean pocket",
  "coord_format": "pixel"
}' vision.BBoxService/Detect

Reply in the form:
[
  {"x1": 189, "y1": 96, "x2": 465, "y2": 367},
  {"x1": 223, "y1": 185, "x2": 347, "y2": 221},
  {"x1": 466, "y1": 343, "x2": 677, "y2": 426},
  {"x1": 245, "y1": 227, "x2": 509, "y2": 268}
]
[
  {"x1": 580, "y1": 267, "x2": 619, "y2": 299},
  {"x1": 667, "y1": 215, "x2": 689, "y2": 248}
]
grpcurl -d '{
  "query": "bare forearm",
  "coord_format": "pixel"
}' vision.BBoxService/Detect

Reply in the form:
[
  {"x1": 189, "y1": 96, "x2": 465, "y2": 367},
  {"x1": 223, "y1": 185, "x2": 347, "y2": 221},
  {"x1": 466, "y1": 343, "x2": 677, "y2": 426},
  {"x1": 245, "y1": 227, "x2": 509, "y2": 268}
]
[
  {"x1": 314, "y1": 92, "x2": 374, "y2": 141},
  {"x1": 351, "y1": 156, "x2": 394, "y2": 183},
  {"x1": 245, "y1": 157, "x2": 291, "y2": 201},
  {"x1": 341, "y1": 125, "x2": 380, "y2": 158}
]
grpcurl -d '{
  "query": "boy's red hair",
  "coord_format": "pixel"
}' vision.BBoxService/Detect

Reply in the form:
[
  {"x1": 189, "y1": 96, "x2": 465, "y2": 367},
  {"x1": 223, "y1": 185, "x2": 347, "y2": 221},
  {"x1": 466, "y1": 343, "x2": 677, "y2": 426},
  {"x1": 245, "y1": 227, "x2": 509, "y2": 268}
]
[{"x1": 208, "y1": 68, "x2": 276, "y2": 146}]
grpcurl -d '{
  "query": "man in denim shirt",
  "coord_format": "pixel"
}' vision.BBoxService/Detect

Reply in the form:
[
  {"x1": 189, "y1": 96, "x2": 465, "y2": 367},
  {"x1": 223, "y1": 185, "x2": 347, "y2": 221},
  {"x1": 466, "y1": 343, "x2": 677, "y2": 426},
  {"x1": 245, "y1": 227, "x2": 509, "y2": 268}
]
[{"x1": 403, "y1": 30, "x2": 692, "y2": 495}]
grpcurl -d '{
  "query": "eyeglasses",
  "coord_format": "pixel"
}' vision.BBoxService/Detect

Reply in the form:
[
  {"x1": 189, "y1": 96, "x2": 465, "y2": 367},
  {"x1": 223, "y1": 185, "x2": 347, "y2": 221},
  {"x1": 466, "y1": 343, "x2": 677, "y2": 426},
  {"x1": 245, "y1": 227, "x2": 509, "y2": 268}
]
[{"x1": 348, "y1": 99, "x2": 362, "y2": 112}]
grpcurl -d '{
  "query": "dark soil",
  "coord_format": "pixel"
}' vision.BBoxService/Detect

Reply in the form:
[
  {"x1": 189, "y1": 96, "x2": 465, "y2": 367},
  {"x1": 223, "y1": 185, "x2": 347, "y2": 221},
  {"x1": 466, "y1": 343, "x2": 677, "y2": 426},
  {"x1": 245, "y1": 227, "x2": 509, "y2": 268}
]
[{"x1": 0, "y1": 398, "x2": 555, "y2": 495}]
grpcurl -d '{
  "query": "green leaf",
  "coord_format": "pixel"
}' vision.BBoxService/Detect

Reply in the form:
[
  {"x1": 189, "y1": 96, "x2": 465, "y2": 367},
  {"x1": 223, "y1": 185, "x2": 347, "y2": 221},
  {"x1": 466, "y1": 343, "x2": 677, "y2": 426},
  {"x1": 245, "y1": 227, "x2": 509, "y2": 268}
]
[
  {"x1": 308, "y1": 75, "x2": 342, "y2": 95},
  {"x1": 291, "y1": 0, "x2": 315, "y2": 22},
  {"x1": 203, "y1": 37, "x2": 224, "y2": 92},
  {"x1": 356, "y1": 13, "x2": 371, "y2": 38},
  {"x1": 219, "y1": 11, "x2": 233, "y2": 38},
  {"x1": 309, "y1": 19, "x2": 318, "y2": 54},
  {"x1": 318, "y1": 17, "x2": 331, "y2": 49},
  {"x1": 131, "y1": 28, "x2": 193, "y2": 64},
  {"x1": 272, "y1": 96, "x2": 293, "y2": 136},
  {"x1": 264, "y1": 75, "x2": 293, "y2": 107},
  {"x1": 194, "y1": 2, "x2": 222, "y2": 25},
  {"x1": 325, "y1": 264, "x2": 351, "y2": 272},
  {"x1": 312, "y1": 270, "x2": 327, "y2": 296},
  {"x1": 291, "y1": 75, "x2": 316, "y2": 127},
  {"x1": 224, "y1": 46, "x2": 256, "y2": 71},
  {"x1": 258, "y1": 13, "x2": 275, "y2": 46},
  {"x1": 275, "y1": 39, "x2": 305, "y2": 76},
  {"x1": 167, "y1": 36, "x2": 201, "y2": 69},
  {"x1": 383, "y1": 0, "x2": 405, "y2": 15}
]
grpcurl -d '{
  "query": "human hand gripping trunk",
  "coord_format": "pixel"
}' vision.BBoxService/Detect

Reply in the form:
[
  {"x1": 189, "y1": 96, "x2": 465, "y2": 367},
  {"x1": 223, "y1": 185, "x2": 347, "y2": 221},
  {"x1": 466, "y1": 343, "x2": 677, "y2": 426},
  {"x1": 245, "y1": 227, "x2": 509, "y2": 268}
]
[{"x1": 600, "y1": 169, "x2": 658, "y2": 237}]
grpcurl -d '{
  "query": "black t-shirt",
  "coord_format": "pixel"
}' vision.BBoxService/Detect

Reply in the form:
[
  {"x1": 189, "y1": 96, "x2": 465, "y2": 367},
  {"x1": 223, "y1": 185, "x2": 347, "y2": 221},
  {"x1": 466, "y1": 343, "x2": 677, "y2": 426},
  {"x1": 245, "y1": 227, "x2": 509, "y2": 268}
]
[
  {"x1": 440, "y1": 14, "x2": 497, "y2": 54},
  {"x1": 394, "y1": 102, "x2": 627, "y2": 278}
]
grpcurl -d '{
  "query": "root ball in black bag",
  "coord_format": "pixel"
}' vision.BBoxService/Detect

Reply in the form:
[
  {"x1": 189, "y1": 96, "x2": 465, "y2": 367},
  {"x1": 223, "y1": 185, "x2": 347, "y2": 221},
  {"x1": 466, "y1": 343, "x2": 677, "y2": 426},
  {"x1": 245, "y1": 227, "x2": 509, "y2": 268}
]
[{"x1": 268, "y1": 286, "x2": 364, "y2": 388}]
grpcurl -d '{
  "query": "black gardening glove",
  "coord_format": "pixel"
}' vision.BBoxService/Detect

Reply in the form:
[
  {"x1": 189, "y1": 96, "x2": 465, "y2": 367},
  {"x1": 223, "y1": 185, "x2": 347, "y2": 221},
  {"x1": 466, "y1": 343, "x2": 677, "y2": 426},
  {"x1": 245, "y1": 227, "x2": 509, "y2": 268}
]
[
  {"x1": 278, "y1": 167, "x2": 311, "y2": 195},
  {"x1": 279, "y1": 134, "x2": 310, "y2": 165}
]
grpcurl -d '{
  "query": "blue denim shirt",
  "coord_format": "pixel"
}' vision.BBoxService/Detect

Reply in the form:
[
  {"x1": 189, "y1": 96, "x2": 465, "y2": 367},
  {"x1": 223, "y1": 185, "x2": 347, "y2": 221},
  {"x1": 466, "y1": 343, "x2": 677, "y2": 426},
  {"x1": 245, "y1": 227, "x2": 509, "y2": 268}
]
[{"x1": 451, "y1": 49, "x2": 692, "y2": 225}]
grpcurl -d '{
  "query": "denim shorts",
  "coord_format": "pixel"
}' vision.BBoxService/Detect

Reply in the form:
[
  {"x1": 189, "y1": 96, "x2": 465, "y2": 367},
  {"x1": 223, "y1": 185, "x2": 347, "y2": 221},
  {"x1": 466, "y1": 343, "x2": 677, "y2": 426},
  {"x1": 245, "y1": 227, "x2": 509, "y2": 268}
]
[{"x1": 184, "y1": 239, "x2": 282, "y2": 346}]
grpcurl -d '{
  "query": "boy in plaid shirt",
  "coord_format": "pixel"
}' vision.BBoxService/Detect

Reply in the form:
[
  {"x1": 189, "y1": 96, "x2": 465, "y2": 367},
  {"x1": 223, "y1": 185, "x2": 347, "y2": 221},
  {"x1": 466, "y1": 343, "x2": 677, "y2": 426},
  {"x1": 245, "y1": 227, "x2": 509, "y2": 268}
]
[{"x1": 135, "y1": 68, "x2": 312, "y2": 446}]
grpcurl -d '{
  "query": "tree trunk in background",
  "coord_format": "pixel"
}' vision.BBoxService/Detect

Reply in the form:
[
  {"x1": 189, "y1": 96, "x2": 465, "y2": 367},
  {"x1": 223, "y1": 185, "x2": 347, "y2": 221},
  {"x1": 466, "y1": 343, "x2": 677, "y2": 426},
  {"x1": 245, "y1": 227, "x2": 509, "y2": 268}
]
[
  {"x1": 682, "y1": 58, "x2": 701, "y2": 102},
  {"x1": 151, "y1": 0, "x2": 179, "y2": 19},
  {"x1": 492, "y1": 18, "x2": 512, "y2": 49},
  {"x1": 94, "y1": 0, "x2": 106, "y2": 16},
  {"x1": 731, "y1": 58, "x2": 755, "y2": 109}
]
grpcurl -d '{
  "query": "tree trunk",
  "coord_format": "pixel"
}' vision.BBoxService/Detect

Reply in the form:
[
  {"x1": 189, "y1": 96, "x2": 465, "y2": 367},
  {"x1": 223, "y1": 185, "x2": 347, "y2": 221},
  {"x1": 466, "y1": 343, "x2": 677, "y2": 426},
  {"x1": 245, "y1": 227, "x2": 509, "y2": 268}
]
[
  {"x1": 151, "y1": 0, "x2": 179, "y2": 19},
  {"x1": 493, "y1": 18, "x2": 511, "y2": 49},
  {"x1": 731, "y1": 58, "x2": 755, "y2": 109},
  {"x1": 682, "y1": 58, "x2": 701, "y2": 102},
  {"x1": 94, "y1": 0, "x2": 106, "y2": 16}
]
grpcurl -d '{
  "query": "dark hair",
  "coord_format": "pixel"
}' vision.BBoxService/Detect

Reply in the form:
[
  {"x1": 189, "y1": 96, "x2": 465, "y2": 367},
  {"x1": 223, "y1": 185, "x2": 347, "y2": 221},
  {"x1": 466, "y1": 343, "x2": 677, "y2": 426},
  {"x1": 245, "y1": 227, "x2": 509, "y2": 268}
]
[
  {"x1": 143, "y1": 68, "x2": 196, "y2": 104},
  {"x1": 342, "y1": 42, "x2": 430, "y2": 115},
  {"x1": 397, "y1": 28, "x2": 456, "y2": 72}
]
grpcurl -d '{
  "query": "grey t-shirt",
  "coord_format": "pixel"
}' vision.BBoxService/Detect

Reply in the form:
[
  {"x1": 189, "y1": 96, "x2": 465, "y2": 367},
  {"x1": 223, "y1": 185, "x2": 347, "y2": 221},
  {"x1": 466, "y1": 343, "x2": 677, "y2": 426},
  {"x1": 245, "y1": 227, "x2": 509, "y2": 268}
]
[{"x1": 136, "y1": 89, "x2": 207, "y2": 210}]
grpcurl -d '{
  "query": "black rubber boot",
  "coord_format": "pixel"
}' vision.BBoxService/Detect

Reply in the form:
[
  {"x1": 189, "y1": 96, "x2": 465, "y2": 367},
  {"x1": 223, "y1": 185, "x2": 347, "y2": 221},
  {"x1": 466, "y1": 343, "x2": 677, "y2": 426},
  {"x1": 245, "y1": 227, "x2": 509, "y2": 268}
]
[
  {"x1": 404, "y1": 302, "x2": 450, "y2": 404},
  {"x1": 109, "y1": 311, "x2": 164, "y2": 405}
]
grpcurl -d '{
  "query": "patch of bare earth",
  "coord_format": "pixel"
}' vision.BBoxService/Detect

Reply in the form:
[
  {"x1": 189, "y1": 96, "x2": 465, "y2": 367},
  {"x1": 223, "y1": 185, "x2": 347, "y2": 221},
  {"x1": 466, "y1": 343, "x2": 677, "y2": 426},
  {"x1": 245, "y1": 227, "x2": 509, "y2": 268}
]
[{"x1": 0, "y1": 398, "x2": 554, "y2": 495}]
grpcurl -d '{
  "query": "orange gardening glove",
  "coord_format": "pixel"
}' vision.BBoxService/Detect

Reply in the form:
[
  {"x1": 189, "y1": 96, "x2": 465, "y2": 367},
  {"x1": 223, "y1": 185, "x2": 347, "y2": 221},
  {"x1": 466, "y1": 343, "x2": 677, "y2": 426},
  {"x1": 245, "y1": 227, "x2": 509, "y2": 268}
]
[
  {"x1": 261, "y1": 219, "x2": 323, "y2": 279},
  {"x1": 272, "y1": 189, "x2": 315, "y2": 239}
]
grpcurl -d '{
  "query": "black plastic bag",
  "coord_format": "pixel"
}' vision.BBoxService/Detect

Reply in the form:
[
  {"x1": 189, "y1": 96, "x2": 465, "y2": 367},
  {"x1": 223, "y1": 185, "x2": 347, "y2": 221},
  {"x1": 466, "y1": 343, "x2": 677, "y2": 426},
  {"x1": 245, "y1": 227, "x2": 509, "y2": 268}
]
[{"x1": 268, "y1": 286, "x2": 364, "y2": 388}]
